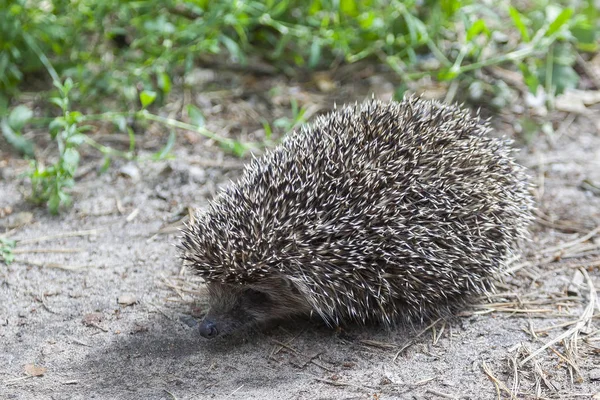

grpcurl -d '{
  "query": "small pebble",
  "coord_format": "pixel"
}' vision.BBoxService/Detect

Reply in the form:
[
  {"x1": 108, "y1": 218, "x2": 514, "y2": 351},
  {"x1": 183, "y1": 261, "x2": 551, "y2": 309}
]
[
  {"x1": 119, "y1": 163, "x2": 140, "y2": 182},
  {"x1": 117, "y1": 294, "x2": 137, "y2": 306}
]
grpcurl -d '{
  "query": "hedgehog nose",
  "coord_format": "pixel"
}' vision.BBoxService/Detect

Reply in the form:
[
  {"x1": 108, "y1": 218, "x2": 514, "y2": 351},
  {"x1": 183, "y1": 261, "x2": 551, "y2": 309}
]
[{"x1": 199, "y1": 319, "x2": 218, "y2": 339}]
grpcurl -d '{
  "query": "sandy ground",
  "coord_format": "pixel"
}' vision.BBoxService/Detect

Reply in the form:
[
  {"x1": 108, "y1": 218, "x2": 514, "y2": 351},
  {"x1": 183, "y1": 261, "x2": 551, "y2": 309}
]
[{"x1": 1, "y1": 80, "x2": 600, "y2": 399}]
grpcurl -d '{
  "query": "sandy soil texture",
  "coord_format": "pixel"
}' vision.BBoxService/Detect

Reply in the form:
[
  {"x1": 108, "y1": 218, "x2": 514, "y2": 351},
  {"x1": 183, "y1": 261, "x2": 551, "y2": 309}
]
[{"x1": 1, "y1": 81, "x2": 600, "y2": 399}]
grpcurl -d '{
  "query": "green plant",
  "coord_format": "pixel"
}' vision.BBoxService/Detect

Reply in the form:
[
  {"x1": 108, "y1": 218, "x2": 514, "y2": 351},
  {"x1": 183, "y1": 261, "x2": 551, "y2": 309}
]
[
  {"x1": 29, "y1": 78, "x2": 87, "y2": 213},
  {"x1": 1, "y1": 105, "x2": 35, "y2": 157},
  {"x1": 25, "y1": 82, "x2": 251, "y2": 213},
  {"x1": 5, "y1": 1, "x2": 597, "y2": 112},
  {"x1": 0, "y1": 237, "x2": 16, "y2": 265},
  {"x1": 262, "y1": 98, "x2": 308, "y2": 143},
  {"x1": 1, "y1": 0, "x2": 597, "y2": 213}
]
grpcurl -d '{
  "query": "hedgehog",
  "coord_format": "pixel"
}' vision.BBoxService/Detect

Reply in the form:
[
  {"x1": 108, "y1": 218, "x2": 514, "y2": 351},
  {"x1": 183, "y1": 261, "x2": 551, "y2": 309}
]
[{"x1": 179, "y1": 96, "x2": 533, "y2": 339}]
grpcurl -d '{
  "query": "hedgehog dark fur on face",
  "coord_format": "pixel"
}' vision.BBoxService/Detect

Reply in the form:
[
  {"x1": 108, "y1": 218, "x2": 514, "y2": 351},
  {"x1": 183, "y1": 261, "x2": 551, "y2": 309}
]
[{"x1": 179, "y1": 96, "x2": 534, "y2": 339}]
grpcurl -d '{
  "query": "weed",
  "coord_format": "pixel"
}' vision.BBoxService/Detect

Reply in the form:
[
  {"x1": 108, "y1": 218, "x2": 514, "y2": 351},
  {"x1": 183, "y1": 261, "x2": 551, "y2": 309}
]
[
  {"x1": 262, "y1": 98, "x2": 309, "y2": 144},
  {"x1": 29, "y1": 79, "x2": 86, "y2": 214},
  {"x1": 0, "y1": 237, "x2": 16, "y2": 265},
  {"x1": 0, "y1": 0, "x2": 597, "y2": 213}
]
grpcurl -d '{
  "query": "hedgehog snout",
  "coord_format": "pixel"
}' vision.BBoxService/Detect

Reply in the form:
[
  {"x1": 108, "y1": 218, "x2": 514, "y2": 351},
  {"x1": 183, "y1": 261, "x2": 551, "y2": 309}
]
[{"x1": 199, "y1": 318, "x2": 219, "y2": 339}]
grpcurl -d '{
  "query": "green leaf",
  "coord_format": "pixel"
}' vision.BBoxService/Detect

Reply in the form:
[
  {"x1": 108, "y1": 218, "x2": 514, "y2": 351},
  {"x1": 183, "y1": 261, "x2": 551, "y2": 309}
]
[
  {"x1": 547, "y1": 8, "x2": 574, "y2": 36},
  {"x1": 152, "y1": 131, "x2": 176, "y2": 160},
  {"x1": 220, "y1": 35, "x2": 247, "y2": 65},
  {"x1": 139, "y1": 90, "x2": 157, "y2": 108},
  {"x1": 66, "y1": 111, "x2": 83, "y2": 125},
  {"x1": 66, "y1": 133, "x2": 86, "y2": 145},
  {"x1": 48, "y1": 192, "x2": 61, "y2": 215},
  {"x1": 8, "y1": 105, "x2": 33, "y2": 131},
  {"x1": 127, "y1": 127, "x2": 136, "y2": 153},
  {"x1": 308, "y1": 39, "x2": 321, "y2": 69},
  {"x1": 62, "y1": 147, "x2": 80, "y2": 175},
  {"x1": 186, "y1": 104, "x2": 205, "y2": 127},
  {"x1": 158, "y1": 72, "x2": 172, "y2": 95},
  {"x1": 572, "y1": 18, "x2": 598, "y2": 51},
  {"x1": 0, "y1": 237, "x2": 16, "y2": 265},
  {"x1": 114, "y1": 116, "x2": 127, "y2": 132},
  {"x1": 441, "y1": 0, "x2": 460, "y2": 17},
  {"x1": 519, "y1": 63, "x2": 540, "y2": 93},
  {"x1": 340, "y1": 0, "x2": 358, "y2": 17},
  {"x1": 0, "y1": 94, "x2": 8, "y2": 117},
  {"x1": 437, "y1": 67, "x2": 459, "y2": 81},
  {"x1": 508, "y1": 6, "x2": 530, "y2": 42},
  {"x1": 229, "y1": 140, "x2": 248, "y2": 158},
  {"x1": 100, "y1": 156, "x2": 111, "y2": 173},
  {"x1": 50, "y1": 97, "x2": 66, "y2": 110},
  {"x1": 262, "y1": 119, "x2": 273, "y2": 140},
  {"x1": 359, "y1": 11, "x2": 375, "y2": 29},
  {"x1": 1, "y1": 118, "x2": 35, "y2": 157},
  {"x1": 466, "y1": 19, "x2": 490, "y2": 41},
  {"x1": 393, "y1": 84, "x2": 408, "y2": 101},
  {"x1": 49, "y1": 118, "x2": 67, "y2": 138},
  {"x1": 309, "y1": 0, "x2": 321, "y2": 15},
  {"x1": 63, "y1": 77, "x2": 74, "y2": 93},
  {"x1": 552, "y1": 64, "x2": 579, "y2": 95}
]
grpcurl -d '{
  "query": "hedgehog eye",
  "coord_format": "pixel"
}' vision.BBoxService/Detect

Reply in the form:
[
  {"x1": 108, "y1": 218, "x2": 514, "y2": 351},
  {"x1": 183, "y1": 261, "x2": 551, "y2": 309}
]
[{"x1": 244, "y1": 288, "x2": 269, "y2": 304}]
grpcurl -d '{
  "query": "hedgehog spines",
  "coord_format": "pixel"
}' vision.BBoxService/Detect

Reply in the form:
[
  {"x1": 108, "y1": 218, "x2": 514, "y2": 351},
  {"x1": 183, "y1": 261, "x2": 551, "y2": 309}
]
[{"x1": 180, "y1": 96, "x2": 534, "y2": 333}]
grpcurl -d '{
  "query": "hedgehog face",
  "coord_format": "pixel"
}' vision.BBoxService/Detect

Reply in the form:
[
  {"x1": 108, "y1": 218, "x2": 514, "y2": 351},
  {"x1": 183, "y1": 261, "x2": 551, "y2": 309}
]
[{"x1": 199, "y1": 279, "x2": 311, "y2": 339}]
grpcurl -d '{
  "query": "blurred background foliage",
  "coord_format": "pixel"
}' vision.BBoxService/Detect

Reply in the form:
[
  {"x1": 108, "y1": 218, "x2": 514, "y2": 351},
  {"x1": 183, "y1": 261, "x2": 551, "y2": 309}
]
[
  {"x1": 2, "y1": 0, "x2": 597, "y2": 110},
  {"x1": 0, "y1": 0, "x2": 598, "y2": 212}
]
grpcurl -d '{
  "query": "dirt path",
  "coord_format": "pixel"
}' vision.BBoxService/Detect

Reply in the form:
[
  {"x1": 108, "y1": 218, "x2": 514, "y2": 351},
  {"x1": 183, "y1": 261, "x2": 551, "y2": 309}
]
[{"x1": 1, "y1": 86, "x2": 599, "y2": 399}]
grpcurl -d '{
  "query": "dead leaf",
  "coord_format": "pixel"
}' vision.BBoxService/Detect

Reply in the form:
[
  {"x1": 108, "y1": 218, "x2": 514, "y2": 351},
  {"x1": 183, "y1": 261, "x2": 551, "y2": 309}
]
[
  {"x1": 313, "y1": 72, "x2": 336, "y2": 93},
  {"x1": 82, "y1": 312, "x2": 104, "y2": 326},
  {"x1": 0, "y1": 206, "x2": 13, "y2": 218},
  {"x1": 24, "y1": 364, "x2": 47, "y2": 377}
]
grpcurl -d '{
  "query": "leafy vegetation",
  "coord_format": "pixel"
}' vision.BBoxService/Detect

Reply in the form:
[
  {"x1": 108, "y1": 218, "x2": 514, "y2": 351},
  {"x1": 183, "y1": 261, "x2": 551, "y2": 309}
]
[
  {"x1": 0, "y1": 237, "x2": 16, "y2": 265},
  {"x1": 0, "y1": 0, "x2": 598, "y2": 213}
]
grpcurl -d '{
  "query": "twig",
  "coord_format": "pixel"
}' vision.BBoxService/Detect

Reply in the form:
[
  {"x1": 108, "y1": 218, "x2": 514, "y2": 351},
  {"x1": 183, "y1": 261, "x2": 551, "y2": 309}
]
[
  {"x1": 15, "y1": 259, "x2": 91, "y2": 271},
  {"x1": 520, "y1": 268, "x2": 597, "y2": 366},
  {"x1": 38, "y1": 292, "x2": 59, "y2": 314},
  {"x1": 69, "y1": 337, "x2": 92, "y2": 347},
  {"x1": 16, "y1": 229, "x2": 103, "y2": 245},
  {"x1": 576, "y1": 53, "x2": 600, "y2": 89},
  {"x1": 534, "y1": 320, "x2": 578, "y2": 335},
  {"x1": 229, "y1": 385, "x2": 244, "y2": 395},
  {"x1": 425, "y1": 389, "x2": 459, "y2": 399},
  {"x1": 13, "y1": 248, "x2": 82, "y2": 254},
  {"x1": 271, "y1": 340, "x2": 334, "y2": 372},
  {"x1": 88, "y1": 322, "x2": 109, "y2": 333},
  {"x1": 305, "y1": 373, "x2": 376, "y2": 391},
  {"x1": 359, "y1": 339, "x2": 398, "y2": 350},
  {"x1": 160, "y1": 276, "x2": 203, "y2": 298},
  {"x1": 271, "y1": 332, "x2": 303, "y2": 356},
  {"x1": 3, "y1": 376, "x2": 34, "y2": 386},
  {"x1": 393, "y1": 319, "x2": 441, "y2": 362},
  {"x1": 539, "y1": 226, "x2": 600, "y2": 256},
  {"x1": 481, "y1": 361, "x2": 517, "y2": 400}
]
